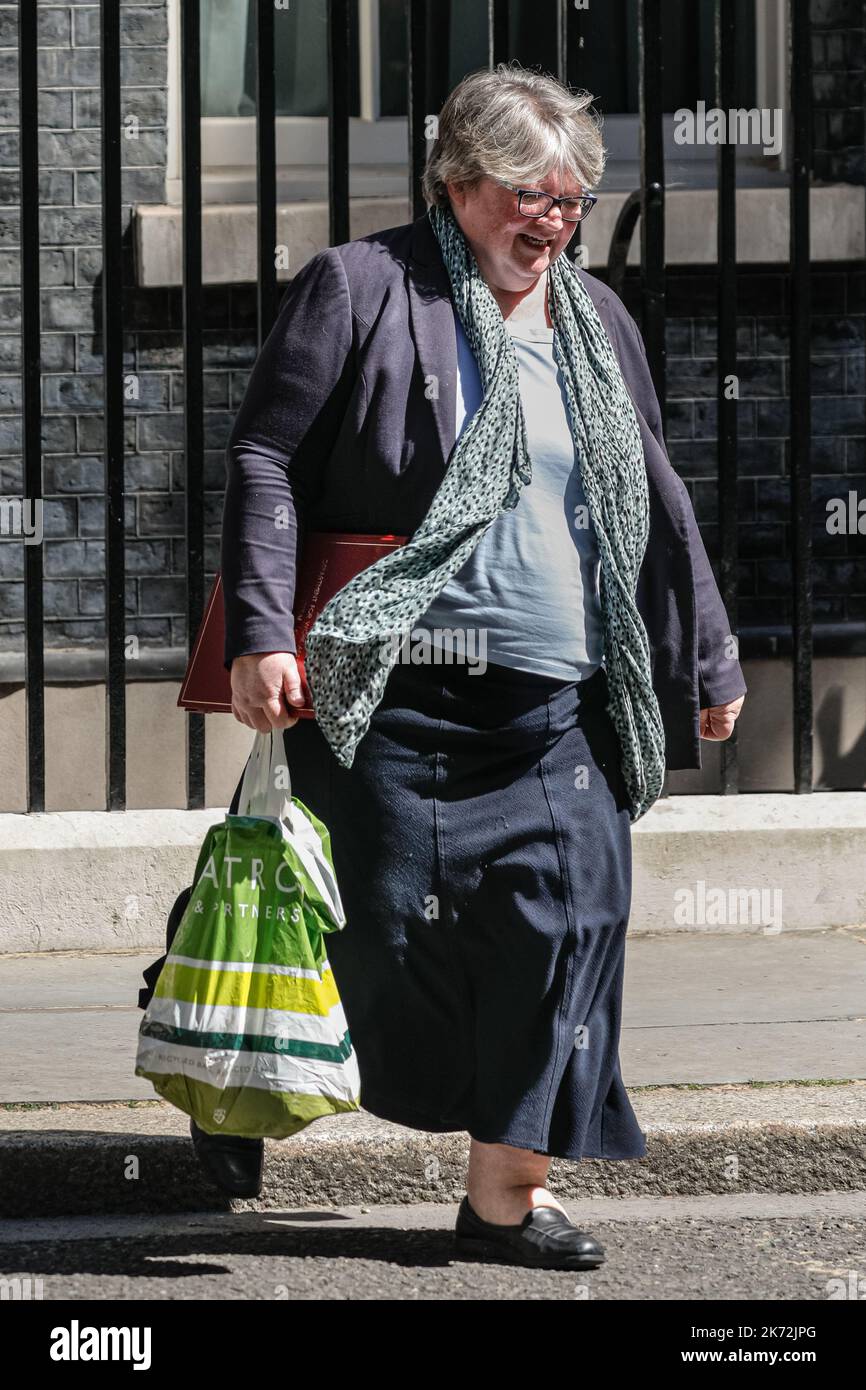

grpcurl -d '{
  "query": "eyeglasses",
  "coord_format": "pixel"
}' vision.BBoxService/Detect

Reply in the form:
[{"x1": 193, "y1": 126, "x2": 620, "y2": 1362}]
[{"x1": 492, "y1": 176, "x2": 598, "y2": 223}]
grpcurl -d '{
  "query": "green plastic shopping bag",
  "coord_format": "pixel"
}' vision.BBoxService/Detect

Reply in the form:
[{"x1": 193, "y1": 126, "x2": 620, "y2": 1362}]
[{"x1": 135, "y1": 730, "x2": 361, "y2": 1139}]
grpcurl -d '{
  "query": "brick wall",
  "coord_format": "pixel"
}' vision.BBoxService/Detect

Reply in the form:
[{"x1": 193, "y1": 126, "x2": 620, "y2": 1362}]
[
  {"x1": 621, "y1": 266, "x2": 865, "y2": 634},
  {"x1": 0, "y1": 0, "x2": 190, "y2": 654},
  {"x1": 0, "y1": 0, "x2": 863, "y2": 657},
  {"x1": 812, "y1": 0, "x2": 865, "y2": 183}
]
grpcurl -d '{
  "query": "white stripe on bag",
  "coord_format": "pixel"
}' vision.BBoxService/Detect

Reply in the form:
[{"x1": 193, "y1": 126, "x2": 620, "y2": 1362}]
[
  {"x1": 145, "y1": 993, "x2": 351, "y2": 1044},
  {"x1": 136, "y1": 1035, "x2": 361, "y2": 1100},
  {"x1": 167, "y1": 954, "x2": 332, "y2": 981}
]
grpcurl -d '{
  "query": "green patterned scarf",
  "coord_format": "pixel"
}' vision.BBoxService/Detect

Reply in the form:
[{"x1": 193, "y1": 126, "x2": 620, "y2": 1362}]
[{"x1": 304, "y1": 199, "x2": 666, "y2": 823}]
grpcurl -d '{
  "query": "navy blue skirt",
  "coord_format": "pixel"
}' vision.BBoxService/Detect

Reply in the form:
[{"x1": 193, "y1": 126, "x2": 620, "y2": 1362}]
[{"x1": 230, "y1": 657, "x2": 646, "y2": 1162}]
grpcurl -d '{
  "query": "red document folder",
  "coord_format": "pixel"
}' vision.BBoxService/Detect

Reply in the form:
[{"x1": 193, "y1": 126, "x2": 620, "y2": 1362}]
[{"x1": 177, "y1": 531, "x2": 407, "y2": 718}]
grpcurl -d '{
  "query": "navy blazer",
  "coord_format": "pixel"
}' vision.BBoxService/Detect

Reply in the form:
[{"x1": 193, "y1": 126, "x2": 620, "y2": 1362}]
[{"x1": 221, "y1": 209, "x2": 747, "y2": 771}]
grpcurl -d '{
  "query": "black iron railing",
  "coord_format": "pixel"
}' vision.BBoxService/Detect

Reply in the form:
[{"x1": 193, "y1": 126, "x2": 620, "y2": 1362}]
[{"x1": 13, "y1": 0, "x2": 836, "y2": 810}]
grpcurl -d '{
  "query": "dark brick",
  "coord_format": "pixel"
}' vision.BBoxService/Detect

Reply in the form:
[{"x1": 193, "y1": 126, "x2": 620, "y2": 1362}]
[
  {"x1": 78, "y1": 415, "x2": 137, "y2": 452},
  {"x1": 125, "y1": 453, "x2": 170, "y2": 490},
  {"x1": 74, "y1": 4, "x2": 169, "y2": 47},
  {"x1": 813, "y1": 558, "x2": 866, "y2": 594},
  {"x1": 204, "y1": 536, "x2": 221, "y2": 572},
  {"x1": 754, "y1": 558, "x2": 798, "y2": 595},
  {"x1": 39, "y1": 335, "x2": 77, "y2": 371},
  {"x1": 665, "y1": 320, "x2": 692, "y2": 354},
  {"x1": 203, "y1": 450, "x2": 228, "y2": 489},
  {"x1": 78, "y1": 578, "x2": 138, "y2": 617},
  {"x1": 139, "y1": 576, "x2": 187, "y2": 614},
  {"x1": 35, "y1": 170, "x2": 75, "y2": 207},
  {"x1": 43, "y1": 620, "x2": 107, "y2": 646},
  {"x1": 826, "y1": 109, "x2": 865, "y2": 148},
  {"x1": 810, "y1": 435, "x2": 850, "y2": 473},
  {"x1": 203, "y1": 492, "x2": 224, "y2": 529},
  {"x1": 42, "y1": 415, "x2": 77, "y2": 453},
  {"x1": 42, "y1": 374, "x2": 105, "y2": 411},
  {"x1": 170, "y1": 372, "x2": 231, "y2": 409},
  {"x1": 755, "y1": 478, "x2": 791, "y2": 522},
  {"x1": 137, "y1": 413, "x2": 184, "y2": 450},
  {"x1": 120, "y1": 48, "x2": 168, "y2": 86},
  {"x1": 811, "y1": 596, "x2": 848, "y2": 621},
  {"x1": 136, "y1": 332, "x2": 184, "y2": 370},
  {"x1": 0, "y1": 209, "x2": 18, "y2": 248},
  {"x1": 693, "y1": 398, "x2": 756, "y2": 440},
  {"x1": 814, "y1": 71, "x2": 865, "y2": 109},
  {"x1": 42, "y1": 498, "x2": 77, "y2": 538},
  {"x1": 755, "y1": 400, "x2": 792, "y2": 436},
  {"x1": 663, "y1": 400, "x2": 693, "y2": 440},
  {"x1": 692, "y1": 477, "x2": 756, "y2": 524},
  {"x1": 0, "y1": 416, "x2": 21, "y2": 451},
  {"x1": 125, "y1": 539, "x2": 172, "y2": 574},
  {"x1": 804, "y1": 357, "x2": 846, "y2": 394},
  {"x1": 37, "y1": 48, "x2": 101, "y2": 88},
  {"x1": 737, "y1": 438, "x2": 787, "y2": 477},
  {"x1": 4, "y1": 6, "x2": 70, "y2": 45},
  {"x1": 75, "y1": 86, "x2": 168, "y2": 128},
  {"x1": 124, "y1": 616, "x2": 172, "y2": 645},
  {"x1": 39, "y1": 207, "x2": 102, "y2": 248},
  {"x1": 76, "y1": 334, "x2": 136, "y2": 372},
  {"x1": 38, "y1": 89, "x2": 75, "y2": 129},
  {"x1": 204, "y1": 411, "x2": 236, "y2": 450},
  {"x1": 846, "y1": 438, "x2": 865, "y2": 472},
  {"x1": 0, "y1": 541, "x2": 23, "y2": 577},
  {"x1": 76, "y1": 170, "x2": 157, "y2": 211},
  {"x1": 203, "y1": 332, "x2": 258, "y2": 370},
  {"x1": 78, "y1": 495, "x2": 137, "y2": 536},
  {"x1": 138, "y1": 493, "x2": 185, "y2": 536},
  {"x1": 47, "y1": 371, "x2": 171, "y2": 413},
  {"x1": 41, "y1": 580, "x2": 81, "y2": 619},
  {"x1": 845, "y1": 354, "x2": 864, "y2": 394},
  {"x1": 812, "y1": 397, "x2": 866, "y2": 435},
  {"x1": 0, "y1": 581, "x2": 23, "y2": 617},
  {"x1": 120, "y1": 290, "x2": 174, "y2": 331},
  {"x1": 666, "y1": 358, "x2": 719, "y2": 400},
  {"x1": 44, "y1": 539, "x2": 105, "y2": 577},
  {"x1": 738, "y1": 524, "x2": 786, "y2": 559},
  {"x1": 810, "y1": 2, "x2": 863, "y2": 34},
  {"x1": 0, "y1": 374, "x2": 19, "y2": 409},
  {"x1": 39, "y1": 129, "x2": 102, "y2": 170},
  {"x1": 692, "y1": 318, "x2": 756, "y2": 356}
]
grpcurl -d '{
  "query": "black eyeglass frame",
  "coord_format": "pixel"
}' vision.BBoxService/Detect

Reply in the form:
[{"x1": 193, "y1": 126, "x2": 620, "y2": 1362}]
[{"x1": 491, "y1": 176, "x2": 598, "y2": 223}]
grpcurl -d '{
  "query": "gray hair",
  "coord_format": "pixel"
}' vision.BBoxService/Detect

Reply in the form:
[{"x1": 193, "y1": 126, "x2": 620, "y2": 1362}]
[{"x1": 421, "y1": 61, "x2": 605, "y2": 209}]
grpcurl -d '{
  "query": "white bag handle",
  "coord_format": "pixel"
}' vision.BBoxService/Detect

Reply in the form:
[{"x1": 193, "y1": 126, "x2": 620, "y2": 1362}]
[
  {"x1": 237, "y1": 730, "x2": 293, "y2": 820},
  {"x1": 236, "y1": 731, "x2": 346, "y2": 928}
]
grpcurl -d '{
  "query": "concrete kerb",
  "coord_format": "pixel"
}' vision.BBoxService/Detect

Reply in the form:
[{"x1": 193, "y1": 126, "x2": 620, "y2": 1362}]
[
  {"x1": 1, "y1": 793, "x2": 865, "y2": 952},
  {"x1": 1, "y1": 1083, "x2": 865, "y2": 1219}
]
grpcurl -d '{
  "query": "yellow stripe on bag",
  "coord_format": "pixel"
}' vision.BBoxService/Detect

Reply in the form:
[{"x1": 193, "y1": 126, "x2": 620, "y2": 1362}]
[{"x1": 156, "y1": 960, "x2": 342, "y2": 1015}]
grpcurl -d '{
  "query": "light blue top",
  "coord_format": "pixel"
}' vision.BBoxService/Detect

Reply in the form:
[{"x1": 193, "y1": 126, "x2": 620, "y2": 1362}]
[{"x1": 414, "y1": 311, "x2": 605, "y2": 681}]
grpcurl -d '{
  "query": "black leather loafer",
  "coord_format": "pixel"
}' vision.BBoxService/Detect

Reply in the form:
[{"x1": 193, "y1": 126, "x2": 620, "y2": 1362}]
[
  {"x1": 189, "y1": 1118, "x2": 265, "y2": 1198},
  {"x1": 454, "y1": 1194, "x2": 606, "y2": 1270}
]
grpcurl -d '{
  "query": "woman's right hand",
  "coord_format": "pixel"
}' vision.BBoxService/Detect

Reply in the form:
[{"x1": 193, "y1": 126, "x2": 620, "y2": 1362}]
[{"x1": 229, "y1": 651, "x2": 308, "y2": 732}]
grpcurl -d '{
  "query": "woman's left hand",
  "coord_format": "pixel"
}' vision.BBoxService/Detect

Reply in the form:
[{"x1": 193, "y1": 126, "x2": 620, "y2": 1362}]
[{"x1": 699, "y1": 695, "x2": 745, "y2": 741}]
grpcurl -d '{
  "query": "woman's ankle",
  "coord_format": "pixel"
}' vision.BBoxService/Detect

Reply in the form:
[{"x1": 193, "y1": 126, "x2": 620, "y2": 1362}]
[{"x1": 466, "y1": 1181, "x2": 567, "y2": 1226}]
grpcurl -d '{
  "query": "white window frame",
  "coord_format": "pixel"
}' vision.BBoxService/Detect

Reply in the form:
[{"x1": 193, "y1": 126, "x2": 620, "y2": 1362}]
[{"x1": 166, "y1": 0, "x2": 790, "y2": 206}]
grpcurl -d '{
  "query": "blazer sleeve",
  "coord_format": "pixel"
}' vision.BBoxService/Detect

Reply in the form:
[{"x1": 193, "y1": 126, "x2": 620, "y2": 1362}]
[
  {"x1": 612, "y1": 303, "x2": 748, "y2": 710},
  {"x1": 220, "y1": 246, "x2": 354, "y2": 669}
]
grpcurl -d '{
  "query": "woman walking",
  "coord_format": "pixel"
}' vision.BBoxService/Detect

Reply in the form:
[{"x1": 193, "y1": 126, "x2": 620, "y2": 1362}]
[{"x1": 208, "y1": 63, "x2": 746, "y2": 1269}]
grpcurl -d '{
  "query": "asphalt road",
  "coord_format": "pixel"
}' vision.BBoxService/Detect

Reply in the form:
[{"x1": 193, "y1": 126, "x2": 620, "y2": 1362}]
[{"x1": 1, "y1": 1192, "x2": 864, "y2": 1303}]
